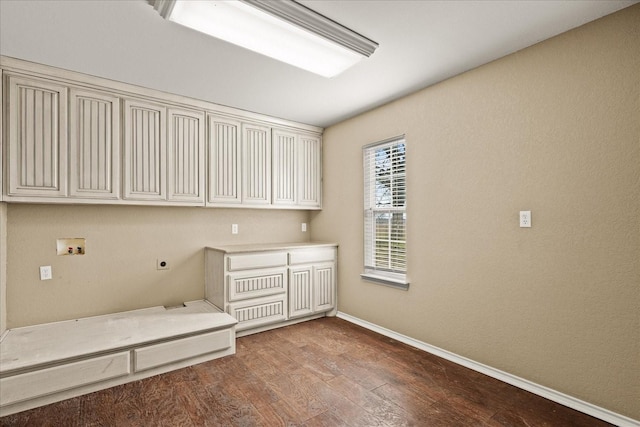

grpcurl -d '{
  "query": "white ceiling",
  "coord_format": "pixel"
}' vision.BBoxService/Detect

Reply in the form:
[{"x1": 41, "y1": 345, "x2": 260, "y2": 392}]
[{"x1": 0, "y1": 0, "x2": 636, "y2": 128}]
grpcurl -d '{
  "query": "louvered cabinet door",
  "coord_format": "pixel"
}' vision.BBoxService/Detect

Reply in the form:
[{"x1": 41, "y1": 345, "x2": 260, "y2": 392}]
[
  {"x1": 69, "y1": 88, "x2": 120, "y2": 199},
  {"x1": 6, "y1": 75, "x2": 68, "y2": 197},
  {"x1": 289, "y1": 266, "x2": 314, "y2": 319},
  {"x1": 123, "y1": 98, "x2": 167, "y2": 201},
  {"x1": 314, "y1": 262, "x2": 336, "y2": 313},
  {"x1": 272, "y1": 129, "x2": 297, "y2": 206},
  {"x1": 168, "y1": 108, "x2": 204, "y2": 204},
  {"x1": 207, "y1": 116, "x2": 241, "y2": 205},
  {"x1": 298, "y1": 134, "x2": 322, "y2": 208},
  {"x1": 242, "y1": 123, "x2": 271, "y2": 205}
]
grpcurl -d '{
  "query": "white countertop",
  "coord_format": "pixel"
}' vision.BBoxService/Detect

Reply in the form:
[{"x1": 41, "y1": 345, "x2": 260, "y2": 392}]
[{"x1": 206, "y1": 241, "x2": 338, "y2": 254}]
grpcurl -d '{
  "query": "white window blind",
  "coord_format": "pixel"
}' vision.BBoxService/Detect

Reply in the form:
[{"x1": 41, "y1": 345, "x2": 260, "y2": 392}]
[{"x1": 362, "y1": 136, "x2": 408, "y2": 289}]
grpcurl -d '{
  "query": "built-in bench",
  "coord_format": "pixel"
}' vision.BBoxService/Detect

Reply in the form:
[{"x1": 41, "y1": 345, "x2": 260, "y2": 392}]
[{"x1": 0, "y1": 300, "x2": 237, "y2": 416}]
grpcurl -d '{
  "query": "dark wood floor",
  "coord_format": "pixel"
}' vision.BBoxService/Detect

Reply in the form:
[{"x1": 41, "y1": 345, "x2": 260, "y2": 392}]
[{"x1": 1, "y1": 317, "x2": 612, "y2": 426}]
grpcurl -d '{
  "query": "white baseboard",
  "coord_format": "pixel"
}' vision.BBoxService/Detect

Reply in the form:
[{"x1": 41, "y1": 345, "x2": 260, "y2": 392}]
[{"x1": 337, "y1": 311, "x2": 639, "y2": 427}]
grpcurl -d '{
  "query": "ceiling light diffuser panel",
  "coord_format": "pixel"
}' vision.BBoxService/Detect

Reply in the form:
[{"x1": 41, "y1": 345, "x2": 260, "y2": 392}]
[{"x1": 149, "y1": 0, "x2": 378, "y2": 78}]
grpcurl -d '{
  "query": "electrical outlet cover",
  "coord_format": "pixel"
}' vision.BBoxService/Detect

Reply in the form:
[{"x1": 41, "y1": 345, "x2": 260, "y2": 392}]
[
  {"x1": 40, "y1": 266, "x2": 53, "y2": 280},
  {"x1": 520, "y1": 211, "x2": 532, "y2": 228}
]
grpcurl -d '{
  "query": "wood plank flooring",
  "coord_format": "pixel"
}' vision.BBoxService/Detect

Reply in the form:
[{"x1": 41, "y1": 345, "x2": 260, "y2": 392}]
[{"x1": 1, "y1": 317, "x2": 613, "y2": 426}]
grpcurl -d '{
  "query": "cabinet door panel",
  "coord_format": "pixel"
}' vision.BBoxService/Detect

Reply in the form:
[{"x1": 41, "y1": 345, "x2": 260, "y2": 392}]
[
  {"x1": 272, "y1": 129, "x2": 297, "y2": 205},
  {"x1": 314, "y1": 263, "x2": 335, "y2": 313},
  {"x1": 228, "y1": 267, "x2": 288, "y2": 302},
  {"x1": 228, "y1": 295, "x2": 287, "y2": 331},
  {"x1": 168, "y1": 108, "x2": 204, "y2": 203},
  {"x1": 289, "y1": 266, "x2": 313, "y2": 319},
  {"x1": 207, "y1": 116, "x2": 241, "y2": 205},
  {"x1": 134, "y1": 329, "x2": 232, "y2": 372},
  {"x1": 7, "y1": 75, "x2": 68, "y2": 197},
  {"x1": 242, "y1": 123, "x2": 271, "y2": 205},
  {"x1": 0, "y1": 352, "x2": 130, "y2": 406},
  {"x1": 69, "y1": 88, "x2": 120, "y2": 199},
  {"x1": 123, "y1": 99, "x2": 166, "y2": 200},
  {"x1": 298, "y1": 135, "x2": 322, "y2": 208}
]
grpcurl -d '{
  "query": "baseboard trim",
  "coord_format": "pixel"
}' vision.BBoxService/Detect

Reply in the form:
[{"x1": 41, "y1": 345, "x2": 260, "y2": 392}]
[{"x1": 336, "y1": 311, "x2": 639, "y2": 427}]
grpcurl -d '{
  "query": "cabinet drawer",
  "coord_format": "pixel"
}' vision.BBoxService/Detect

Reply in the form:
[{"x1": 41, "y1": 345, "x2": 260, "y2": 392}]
[
  {"x1": 227, "y1": 252, "x2": 288, "y2": 271},
  {"x1": 0, "y1": 352, "x2": 130, "y2": 406},
  {"x1": 228, "y1": 295, "x2": 287, "y2": 331},
  {"x1": 289, "y1": 248, "x2": 336, "y2": 265},
  {"x1": 228, "y1": 267, "x2": 287, "y2": 301},
  {"x1": 134, "y1": 329, "x2": 233, "y2": 372}
]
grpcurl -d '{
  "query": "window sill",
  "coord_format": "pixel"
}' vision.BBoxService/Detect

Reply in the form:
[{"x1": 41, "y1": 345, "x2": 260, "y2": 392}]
[{"x1": 360, "y1": 273, "x2": 409, "y2": 290}]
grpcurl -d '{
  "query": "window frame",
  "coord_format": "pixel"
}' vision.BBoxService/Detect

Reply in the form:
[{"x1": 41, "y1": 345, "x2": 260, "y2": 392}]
[{"x1": 361, "y1": 136, "x2": 409, "y2": 290}]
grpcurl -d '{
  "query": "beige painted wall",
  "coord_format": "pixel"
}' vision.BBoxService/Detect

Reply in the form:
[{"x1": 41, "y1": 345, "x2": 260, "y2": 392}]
[
  {"x1": 1, "y1": 203, "x2": 7, "y2": 335},
  {"x1": 7, "y1": 204, "x2": 309, "y2": 328},
  {"x1": 311, "y1": 5, "x2": 640, "y2": 420}
]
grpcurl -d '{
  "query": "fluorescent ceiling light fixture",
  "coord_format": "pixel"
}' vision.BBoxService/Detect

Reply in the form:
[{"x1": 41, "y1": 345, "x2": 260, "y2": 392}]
[{"x1": 150, "y1": 0, "x2": 378, "y2": 78}]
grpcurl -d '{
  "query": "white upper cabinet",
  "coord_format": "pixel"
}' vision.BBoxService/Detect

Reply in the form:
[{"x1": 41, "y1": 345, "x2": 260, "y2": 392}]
[
  {"x1": 2, "y1": 57, "x2": 322, "y2": 208},
  {"x1": 272, "y1": 129, "x2": 297, "y2": 206},
  {"x1": 69, "y1": 88, "x2": 120, "y2": 200},
  {"x1": 122, "y1": 98, "x2": 167, "y2": 201},
  {"x1": 6, "y1": 74, "x2": 68, "y2": 198},
  {"x1": 123, "y1": 100, "x2": 204, "y2": 205},
  {"x1": 167, "y1": 107, "x2": 205, "y2": 204},
  {"x1": 272, "y1": 129, "x2": 322, "y2": 209},
  {"x1": 298, "y1": 134, "x2": 322, "y2": 208},
  {"x1": 207, "y1": 116, "x2": 242, "y2": 206},
  {"x1": 242, "y1": 123, "x2": 271, "y2": 205}
]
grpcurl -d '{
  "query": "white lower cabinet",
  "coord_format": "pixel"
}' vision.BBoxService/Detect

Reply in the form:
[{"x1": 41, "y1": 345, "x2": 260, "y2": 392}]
[
  {"x1": 289, "y1": 263, "x2": 336, "y2": 319},
  {"x1": 0, "y1": 300, "x2": 237, "y2": 416},
  {"x1": 313, "y1": 262, "x2": 336, "y2": 313},
  {"x1": 289, "y1": 265, "x2": 314, "y2": 318},
  {"x1": 206, "y1": 243, "x2": 337, "y2": 334}
]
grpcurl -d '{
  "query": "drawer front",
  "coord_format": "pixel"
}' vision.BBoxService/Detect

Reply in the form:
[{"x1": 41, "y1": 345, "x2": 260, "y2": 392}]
[
  {"x1": 227, "y1": 251, "x2": 288, "y2": 271},
  {"x1": 228, "y1": 267, "x2": 287, "y2": 301},
  {"x1": 0, "y1": 352, "x2": 130, "y2": 406},
  {"x1": 228, "y1": 295, "x2": 287, "y2": 331},
  {"x1": 134, "y1": 329, "x2": 233, "y2": 372},
  {"x1": 289, "y1": 248, "x2": 336, "y2": 265}
]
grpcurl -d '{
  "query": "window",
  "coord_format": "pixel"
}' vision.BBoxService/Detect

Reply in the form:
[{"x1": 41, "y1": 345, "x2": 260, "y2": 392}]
[{"x1": 362, "y1": 136, "x2": 408, "y2": 289}]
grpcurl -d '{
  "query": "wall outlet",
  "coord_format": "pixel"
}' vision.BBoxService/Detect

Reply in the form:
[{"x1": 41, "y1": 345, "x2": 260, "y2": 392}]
[
  {"x1": 520, "y1": 211, "x2": 532, "y2": 228},
  {"x1": 157, "y1": 259, "x2": 170, "y2": 270},
  {"x1": 40, "y1": 266, "x2": 52, "y2": 280},
  {"x1": 232, "y1": 224, "x2": 239, "y2": 234},
  {"x1": 302, "y1": 223, "x2": 307, "y2": 232}
]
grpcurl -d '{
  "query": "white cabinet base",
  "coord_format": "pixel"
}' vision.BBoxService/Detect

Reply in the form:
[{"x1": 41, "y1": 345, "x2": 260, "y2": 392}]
[
  {"x1": 205, "y1": 243, "x2": 337, "y2": 334},
  {"x1": 0, "y1": 300, "x2": 236, "y2": 417},
  {"x1": 234, "y1": 313, "x2": 326, "y2": 338}
]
